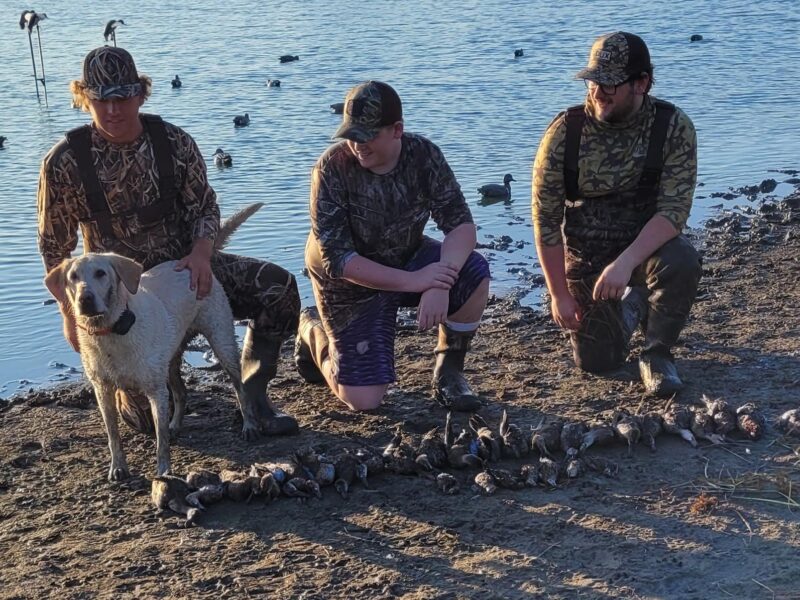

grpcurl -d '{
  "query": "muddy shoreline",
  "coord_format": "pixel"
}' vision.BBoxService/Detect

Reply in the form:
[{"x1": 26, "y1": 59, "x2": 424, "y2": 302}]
[{"x1": 1, "y1": 188, "x2": 799, "y2": 599}]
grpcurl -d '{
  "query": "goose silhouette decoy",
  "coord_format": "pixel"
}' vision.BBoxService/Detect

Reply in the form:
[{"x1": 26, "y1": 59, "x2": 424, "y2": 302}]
[
  {"x1": 477, "y1": 174, "x2": 515, "y2": 199},
  {"x1": 233, "y1": 113, "x2": 250, "y2": 127},
  {"x1": 279, "y1": 54, "x2": 299, "y2": 63},
  {"x1": 171, "y1": 75, "x2": 182, "y2": 88},
  {"x1": 103, "y1": 19, "x2": 125, "y2": 41},
  {"x1": 514, "y1": 48, "x2": 524, "y2": 57},
  {"x1": 19, "y1": 11, "x2": 47, "y2": 32},
  {"x1": 330, "y1": 102, "x2": 344, "y2": 114},
  {"x1": 266, "y1": 79, "x2": 281, "y2": 87},
  {"x1": 212, "y1": 148, "x2": 232, "y2": 167}
]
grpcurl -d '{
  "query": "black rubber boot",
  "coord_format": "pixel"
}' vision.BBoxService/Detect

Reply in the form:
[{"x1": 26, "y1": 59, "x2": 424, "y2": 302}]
[
  {"x1": 639, "y1": 314, "x2": 687, "y2": 397},
  {"x1": 432, "y1": 324, "x2": 482, "y2": 412},
  {"x1": 241, "y1": 326, "x2": 299, "y2": 435},
  {"x1": 294, "y1": 307, "x2": 328, "y2": 385}
]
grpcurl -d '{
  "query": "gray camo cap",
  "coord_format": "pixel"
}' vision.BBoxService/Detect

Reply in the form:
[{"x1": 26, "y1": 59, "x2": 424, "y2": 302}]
[{"x1": 81, "y1": 46, "x2": 143, "y2": 100}]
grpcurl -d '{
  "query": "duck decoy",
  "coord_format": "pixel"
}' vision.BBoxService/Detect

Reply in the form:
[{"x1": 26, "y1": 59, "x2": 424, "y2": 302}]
[
  {"x1": 266, "y1": 79, "x2": 281, "y2": 88},
  {"x1": 103, "y1": 19, "x2": 125, "y2": 42},
  {"x1": 19, "y1": 11, "x2": 47, "y2": 32},
  {"x1": 279, "y1": 54, "x2": 299, "y2": 63},
  {"x1": 0, "y1": 136, "x2": 6, "y2": 149},
  {"x1": 477, "y1": 173, "x2": 515, "y2": 199},
  {"x1": 212, "y1": 148, "x2": 232, "y2": 167},
  {"x1": 233, "y1": 113, "x2": 250, "y2": 127},
  {"x1": 690, "y1": 34, "x2": 703, "y2": 42},
  {"x1": 736, "y1": 403, "x2": 766, "y2": 440},
  {"x1": 499, "y1": 409, "x2": 529, "y2": 459},
  {"x1": 171, "y1": 75, "x2": 182, "y2": 88},
  {"x1": 514, "y1": 48, "x2": 524, "y2": 57},
  {"x1": 330, "y1": 102, "x2": 344, "y2": 114}
]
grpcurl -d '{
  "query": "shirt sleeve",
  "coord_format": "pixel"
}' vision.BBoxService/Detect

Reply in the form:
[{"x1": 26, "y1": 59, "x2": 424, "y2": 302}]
[
  {"x1": 309, "y1": 161, "x2": 357, "y2": 279},
  {"x1": 656, "y1": 109, "x2": 697, "y2": 231},
  {"x1": 176, "y1": 130, "x2": 220, "y2": 243},
  {"x1": 532, "y1": 114, "x2": 568, "y2": 247},
  {"x1": 427, "y1": 142, "x2": 473, "y2": 234},
  {"x1": 37, "y1": 151, "x2": 80, "y2": 272}
]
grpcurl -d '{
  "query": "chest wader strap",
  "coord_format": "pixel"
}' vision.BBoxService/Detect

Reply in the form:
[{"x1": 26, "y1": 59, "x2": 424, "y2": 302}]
[
  {"x1": 139, "y1": 114, "x2": 178, "y2": 223},
  {"x1": 563, "y1": 105, "x2": 585, "y2": 202},
  {"x1": 65, "y1": 125, "x2": 117, "y2": 242},
  {"x1": 637, "y1": 100, "x2": 676, "y2": 195}
]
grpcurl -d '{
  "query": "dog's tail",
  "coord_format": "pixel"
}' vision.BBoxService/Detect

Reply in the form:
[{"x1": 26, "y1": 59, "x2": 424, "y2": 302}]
[{"x1": 215, "y1": 202, "x2": 264, "y2": 250}]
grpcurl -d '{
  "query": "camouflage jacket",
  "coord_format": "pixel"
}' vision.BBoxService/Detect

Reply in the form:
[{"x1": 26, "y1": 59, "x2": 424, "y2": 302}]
[
  {"x1": 306, "y1": 132, "x2": 473, "y2": 333},
  {"x1": 532, "y1": 95, "x2": 697, "y2": 247},
  {"x1": 37, "y1": 120, "x2": 219, "y2": 272}
]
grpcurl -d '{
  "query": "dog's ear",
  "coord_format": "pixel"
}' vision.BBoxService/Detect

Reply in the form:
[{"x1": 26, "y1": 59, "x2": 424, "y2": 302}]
[
  {"x1": 108, "y1": 255, "x2": 143, "y2": 295},
  {"x1": 44, "y1": 260, "x2": 69, "y2": 304}
]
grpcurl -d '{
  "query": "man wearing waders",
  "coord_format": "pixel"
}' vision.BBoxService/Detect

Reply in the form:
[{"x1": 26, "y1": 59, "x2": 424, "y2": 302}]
[{"x1": 532, "y1": 32, "x2": 702, "y2": 397}]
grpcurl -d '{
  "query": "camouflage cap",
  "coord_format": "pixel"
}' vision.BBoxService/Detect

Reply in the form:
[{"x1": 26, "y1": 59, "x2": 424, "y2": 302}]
[
  {"x1": 333, "y1": 81, "x2": 403, "y2": 143},
  {"x1": 575, "y1": 32, "x2": 652, "y2": 86},
  {"x1": 81, "y1": 46, "x2": 143, "y2": 100}
]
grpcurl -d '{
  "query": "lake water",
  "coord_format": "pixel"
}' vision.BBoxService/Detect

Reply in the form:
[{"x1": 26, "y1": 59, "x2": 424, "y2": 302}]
[{"x1": 1, "y1": 0, "x2": 798, "y2": 396}]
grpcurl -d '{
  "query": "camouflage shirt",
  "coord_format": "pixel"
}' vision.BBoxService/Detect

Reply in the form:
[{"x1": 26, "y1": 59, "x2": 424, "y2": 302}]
[
  {"x1": 37, "y1": 119, "x2": 219, "y2": 272},
  {"x1": 306, "y1": 132, "x2": 473, "y2": 333},
  {"x1": 532, "y1": 95, "x2": 697, "y2": 247}
]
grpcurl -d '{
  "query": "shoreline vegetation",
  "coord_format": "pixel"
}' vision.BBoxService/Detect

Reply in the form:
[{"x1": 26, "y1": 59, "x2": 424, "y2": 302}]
[{"x1": 1, "y1": 182, "x2": 798, "y2": 598}]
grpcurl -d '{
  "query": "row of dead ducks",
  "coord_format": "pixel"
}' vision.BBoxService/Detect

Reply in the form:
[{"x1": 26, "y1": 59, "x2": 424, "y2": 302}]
[{"x1": 153, "y1": 399, "x2": 800, "y2": 524}]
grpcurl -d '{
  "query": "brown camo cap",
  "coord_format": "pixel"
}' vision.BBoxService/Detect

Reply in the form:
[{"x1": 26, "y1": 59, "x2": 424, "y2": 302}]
[
  {"x1": 575, "y1": 32, "x2": 652, "y2": 86},
  {"x1": 81, "y1": 46, "x2": 143, "y2": 100},
  {"x1": 333, "y1": 81, "x2": 403, "y2": 143}
]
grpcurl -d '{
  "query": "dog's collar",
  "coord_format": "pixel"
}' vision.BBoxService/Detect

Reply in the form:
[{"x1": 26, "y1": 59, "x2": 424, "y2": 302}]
[{"x1": 78, "y1": 307, "x2": 136, "y2": 336}]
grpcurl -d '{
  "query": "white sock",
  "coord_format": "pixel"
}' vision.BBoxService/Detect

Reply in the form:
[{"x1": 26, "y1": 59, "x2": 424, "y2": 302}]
[{"x1": 445, "y1": 320, "x2": 480, "y2": 332}]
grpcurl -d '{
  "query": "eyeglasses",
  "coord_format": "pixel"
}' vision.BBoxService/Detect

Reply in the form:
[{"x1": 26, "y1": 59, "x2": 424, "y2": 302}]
[{"x1": 583, "y1": 77, "x2": 636, "y2": 96}]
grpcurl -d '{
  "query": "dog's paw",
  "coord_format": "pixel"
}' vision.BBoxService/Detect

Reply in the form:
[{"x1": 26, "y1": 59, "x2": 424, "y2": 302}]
[
  {"x1": 241, "y1": 422, "x2": 261, "y2": 441},
  {"x1": 108, "y1": 465, "x2": 131, "y2": 482}
]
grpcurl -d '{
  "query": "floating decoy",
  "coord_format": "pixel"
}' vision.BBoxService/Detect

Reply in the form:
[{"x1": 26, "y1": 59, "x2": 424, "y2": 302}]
[
  {"x1": 103, "y1": 19, "x2": 125, "y2": 41},
  {"x1": 477, "y1": 173, "x2": 515, "y2": 199},
  {"x1": 266, "y1": 79, "x2": 280, "y2": 87},
  {"x1": 233, "y1": 113, "x2": 250, "y2": 127},
  {"x1": 514, "y1": 48, "x2": 524, "y2": 57},
  {"x1": 212, "y1": 148, "x2": 232, "y2": 167},
  {"x1": 0, "y1": 136, "x2": 6, "y2": 148},
  {"x1": 330, "y1": 102, "x2": 344, "y2": 114},
  {"x1": 690, "y1": 34, "x2": 703, "y2": 42},
  {"x1": 171, "y1": 75, "x2": 182, "y2": 88},
  {"x1": 19, "y1": 11, "x2": 47, "y2": 32},
  {"x1": 279, "y1": 54, "x2": 299, "y2": 63}
]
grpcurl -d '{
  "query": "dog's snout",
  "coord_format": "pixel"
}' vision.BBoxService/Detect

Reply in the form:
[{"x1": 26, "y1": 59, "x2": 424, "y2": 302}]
[{"x1": 78, "y1": 292, "x2": 100, "y2": 316}]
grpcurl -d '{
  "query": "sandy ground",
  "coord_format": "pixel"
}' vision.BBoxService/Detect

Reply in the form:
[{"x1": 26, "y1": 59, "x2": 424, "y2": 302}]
[{"x1": 1, "y1": 189, "x2": 799, "y2": 600}]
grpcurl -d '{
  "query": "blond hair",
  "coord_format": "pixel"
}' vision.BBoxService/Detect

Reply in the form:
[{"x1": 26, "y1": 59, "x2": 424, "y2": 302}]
[{"x1": 69, "y1": 74, "x2": 152, "y2": 112}]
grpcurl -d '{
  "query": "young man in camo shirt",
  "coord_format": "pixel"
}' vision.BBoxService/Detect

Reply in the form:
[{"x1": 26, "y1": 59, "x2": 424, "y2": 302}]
[
  {"x1": 532, "y1": 32, "x2": 702, "y2": 397},
  {"x1": 296, "y1": 81, "x2": 491, "y2": 412},
  {"x1": 37, "y1": 46, "x2": 300, "y2": 436}
]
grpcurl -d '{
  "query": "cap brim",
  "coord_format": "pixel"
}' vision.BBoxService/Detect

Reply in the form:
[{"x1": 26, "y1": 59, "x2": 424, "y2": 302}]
[
  {"x1": 333, "y1": 122, "x2": 380, "y2": 143},
  {"x1": 574, "y1": 67, "x2": 628, "y2": 86},
  {"x1": 85, "y1": 82, "x2": 142, "y2": 100}
]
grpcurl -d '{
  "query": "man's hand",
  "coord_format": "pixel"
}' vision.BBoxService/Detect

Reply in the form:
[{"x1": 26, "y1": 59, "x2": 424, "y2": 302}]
[
  {"x1": 417, "y1": 288, "x2": 450, "y2": 331},
  {"x1": 60, "y1": 303, "x2": 80, "y2": 352},
  {"x1": 175, "y1": 239, "x2": 214, "y2": 299},
  {"x1": 551, "y1": 293, "x2": 582, "y2": 331},
  {"x1": 411, "y1": 261, "x2": 458, "y2": 293},
  {"x1": 592, "y1": 259, "x2": 634, "y2": 302}
]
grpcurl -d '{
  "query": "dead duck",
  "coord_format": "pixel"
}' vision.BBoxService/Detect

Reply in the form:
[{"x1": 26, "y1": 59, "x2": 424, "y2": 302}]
[
  {"x1": 700, "y1": 394, "x2": 737, "y2": 437},
  {"x1": 383, "y1": 426, "x2": 421, "y2": 475},
  {"x1": 445, "y1": 413, "x2": 482, "y2": 469},
  {"x1": 690, "y1": 407, "x2": 725, "y2": 445},
  {"x1": 469, "y1": 414, "x2": 502, "y2": 462},
  {"x1": 474, "y1": 466, "x2": 498, "y2": 495},
  {"x1": 354, "y1": 447, "x2": 384, "y2": 488},
  {"x1": 250, "y1": 462, "x2": 290, "y2": 485},
  {"x1": 212, "y1": 148, "x2": 233, "y2": 167},
  {"x1": 103, "y1": 19, "x2": 125, "y2": 42},
  {"x1": 579, "y1": 424, "x2": 616, "y2": 454},
  {"x1": 259, "y1": 472, "x2": 282, "y2": 501},
  {"x1": 416, "y1": 426, "x2": 448, "y2": 471},
  {"x1": 330, "y1": 102, "x2": 344, "y2": 114},
  {"x1": 225, "y1": 476, "x2": 262, "y2": 502},
  {"x1": 291, "y1": 447, "x2": 335, "y2": 486},
  {"x1": 563, "y1": 448, "x2": 583, "y2": 479},
  {"x1": 637, "y1": 412, "x2": 664, "y2": 452},
  {"x1": 283, "y1": 477, "x2": 321, "y2": 500},
  {"x1": 778, "y1": 409, "x2": 800, "y2": 436},
  {"x1": 530, "y1": 419, "x2": 563, "y2": 458},
  {"x1": 436, "y1": 472, "x2": 460, "y2": 495},
  {"x1": 279, "y1": 54, "x2": 299, "y2": 63},
  {"x1": 538, "y1": 457, "x2": 559, "y2": 488},
  {"x1": 333, "y1": 451, "x2": 359, "y2": 498},
  {"x1": 499, "y1": 409, "x2": 529, "y2": 458},
  {"x1": 186, "y1": 469, "x2": 222, "y2": 489},
  {"x1": 233, "y1": 113, "x2": 250, "y2": 127},
  {"x1": 582, "y1": 455, "x2": 619, "y2": 477},
  {"x1": 519, "y1": 463, "x2": 540, "y2": 487},
  {"x1": 736, "y1": 403, "x2": 766, "y2": 440},
  {"x1": 266, "y1": 79, "x2": 281, "y2": 88},
  {"x1": 186, "y1": 484, "x2": 225, "y2": 510},
  {"x1": 487, "y1": 464, "x2": 525, "y2": 490},
  {"x1": 661, "y1": 404, "x2": 698, "y2": 447},
  {"x1": 171, "y1": 75, "x2": 182, "y2": 88},
  {"x1": 612, "y1": 410, "x2": 641, "y2": 457},
  {"x1": 477, "y1": 174, "x2": 515, "y2": 200},
  {"x1": 561, "y1": 421, "x2": 588, "y2": 455},
  {"x1": 151, "y1": 475, "x2": 200, "y2": 524}
]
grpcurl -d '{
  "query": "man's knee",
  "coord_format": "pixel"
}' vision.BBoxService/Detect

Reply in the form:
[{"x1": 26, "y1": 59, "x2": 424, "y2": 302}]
[{"x1": 650, "y1": 236, "x2": 702, "y2": 283}]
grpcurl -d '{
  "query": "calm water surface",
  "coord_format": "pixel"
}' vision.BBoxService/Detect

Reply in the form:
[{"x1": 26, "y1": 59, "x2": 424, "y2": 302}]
[{"x1": 1, "y1": 0, "x2": 798, "y2": 395}]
